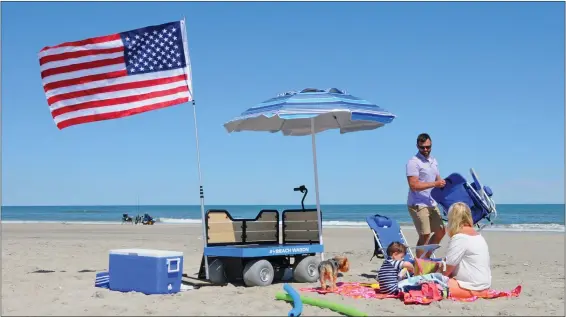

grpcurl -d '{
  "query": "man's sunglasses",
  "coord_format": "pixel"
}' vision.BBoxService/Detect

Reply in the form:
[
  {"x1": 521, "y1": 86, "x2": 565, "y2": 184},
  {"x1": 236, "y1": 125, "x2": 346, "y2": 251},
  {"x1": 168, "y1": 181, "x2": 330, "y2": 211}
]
[{"x1": 418, "y1": 145, "x2": 431, "y2": 150}]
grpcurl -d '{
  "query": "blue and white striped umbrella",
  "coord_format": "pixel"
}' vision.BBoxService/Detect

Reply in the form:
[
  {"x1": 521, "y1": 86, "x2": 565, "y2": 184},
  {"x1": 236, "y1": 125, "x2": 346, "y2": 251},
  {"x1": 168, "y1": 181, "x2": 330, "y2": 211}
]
[
  {"x1": 224, "y1": 88, "x2": 396, "y2": 136},
  {"x1": 223, "y1": 88, "x2": 396, "y2": 259}
]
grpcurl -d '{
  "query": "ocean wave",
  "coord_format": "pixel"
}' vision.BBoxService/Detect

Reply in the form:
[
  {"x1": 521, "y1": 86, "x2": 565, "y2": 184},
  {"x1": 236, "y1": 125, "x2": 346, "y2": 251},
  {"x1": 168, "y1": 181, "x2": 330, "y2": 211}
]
[
  {"x1": 157, "y1": 217, "x2": 202, "y2": 224},
  {"x1": 156, "y1": 218, "x2": 565, "y2": 232},
  {"x1": 60, "y1": 210, "x2": 113, "y2": 214},
  {"x1": 480, "y1": 223, "x2": 566, "y2": 232},
  {"x1": 1, "y1": 220, "x2": 121, "y2": 225},
  {"x1": 3, "y1": 218, "x2": 564, "y2": 233}
]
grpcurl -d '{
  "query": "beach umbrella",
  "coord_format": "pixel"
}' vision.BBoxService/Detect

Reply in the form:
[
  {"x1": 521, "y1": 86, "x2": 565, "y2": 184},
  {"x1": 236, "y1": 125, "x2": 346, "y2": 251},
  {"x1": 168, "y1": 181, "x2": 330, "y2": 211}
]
[{"x1": 224, "y1": 88, "x2": 396, "y2": 258}]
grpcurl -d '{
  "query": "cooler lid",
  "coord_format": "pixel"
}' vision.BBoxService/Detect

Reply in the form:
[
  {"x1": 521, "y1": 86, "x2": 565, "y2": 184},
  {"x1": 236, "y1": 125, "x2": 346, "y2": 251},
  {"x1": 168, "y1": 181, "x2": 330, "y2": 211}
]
[{"x1": 109, "y1": 248, "x2": 183, "y2": 258}]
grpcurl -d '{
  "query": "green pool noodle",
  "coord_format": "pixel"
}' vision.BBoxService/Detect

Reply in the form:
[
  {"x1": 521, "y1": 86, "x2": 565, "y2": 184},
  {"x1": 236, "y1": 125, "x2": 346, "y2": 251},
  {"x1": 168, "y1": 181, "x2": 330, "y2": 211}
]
[{"x1": 275, "y1": 292, "x2": 367, "y2": 317}]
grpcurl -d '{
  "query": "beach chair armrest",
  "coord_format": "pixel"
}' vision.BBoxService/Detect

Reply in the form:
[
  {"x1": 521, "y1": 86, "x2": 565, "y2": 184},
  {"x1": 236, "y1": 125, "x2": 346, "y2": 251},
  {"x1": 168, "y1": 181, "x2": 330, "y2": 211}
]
[{"x1": 410, "y1": 244, "x2": 441, "y2": 252}]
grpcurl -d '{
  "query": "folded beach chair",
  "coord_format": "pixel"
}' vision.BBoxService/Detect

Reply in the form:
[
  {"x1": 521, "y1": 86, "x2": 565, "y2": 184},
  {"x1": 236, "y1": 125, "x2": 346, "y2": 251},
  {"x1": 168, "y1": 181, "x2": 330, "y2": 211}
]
[
  {"x1": 366, "y1": 214, "x2": 441, "y2": 263},
  {"x1": 431, "y1": 168, "x2": 497, "y2": 230}
]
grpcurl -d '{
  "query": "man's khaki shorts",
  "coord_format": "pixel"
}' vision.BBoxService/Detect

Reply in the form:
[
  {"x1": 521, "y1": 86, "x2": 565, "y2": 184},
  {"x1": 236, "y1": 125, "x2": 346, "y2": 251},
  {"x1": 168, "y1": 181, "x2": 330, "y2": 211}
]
[{"x1": 408, "y1": 205, "x2": 444, "y2": 236}]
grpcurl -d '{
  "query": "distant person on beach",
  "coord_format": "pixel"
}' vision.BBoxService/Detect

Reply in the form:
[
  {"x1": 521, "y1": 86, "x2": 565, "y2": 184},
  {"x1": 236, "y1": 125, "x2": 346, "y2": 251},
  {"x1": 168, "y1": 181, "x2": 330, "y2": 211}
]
[{"x1": 406, "y1": 133, "x2": 446, "y2": 258}]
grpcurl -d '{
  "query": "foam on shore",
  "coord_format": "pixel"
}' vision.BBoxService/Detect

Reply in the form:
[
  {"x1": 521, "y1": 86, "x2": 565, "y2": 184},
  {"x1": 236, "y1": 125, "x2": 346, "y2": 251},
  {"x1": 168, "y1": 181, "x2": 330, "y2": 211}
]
[{"x1": 3, "y1": 218, "x2": 564, "y2": 232}]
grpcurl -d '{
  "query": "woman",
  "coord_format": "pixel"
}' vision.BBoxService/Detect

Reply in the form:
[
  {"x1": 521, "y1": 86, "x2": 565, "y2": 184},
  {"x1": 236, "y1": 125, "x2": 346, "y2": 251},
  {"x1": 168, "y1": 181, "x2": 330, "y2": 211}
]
[{"x1": 442, "y1": 202, "x2": 492, "y2": 298}]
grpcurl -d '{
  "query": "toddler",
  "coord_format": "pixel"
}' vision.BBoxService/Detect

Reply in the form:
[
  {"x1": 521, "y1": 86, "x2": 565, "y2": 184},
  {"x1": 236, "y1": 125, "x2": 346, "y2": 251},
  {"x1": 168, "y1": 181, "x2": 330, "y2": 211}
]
[{"x1": 377, "y1": 241, "x2": 414, "y2": 294}]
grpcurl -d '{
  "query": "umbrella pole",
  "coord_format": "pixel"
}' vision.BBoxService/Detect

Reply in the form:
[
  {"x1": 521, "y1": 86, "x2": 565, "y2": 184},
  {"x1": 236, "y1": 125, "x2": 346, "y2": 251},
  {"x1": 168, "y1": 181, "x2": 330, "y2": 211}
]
[{"x1": 310, "y1": 118, "x2": 324, "y2": 261}]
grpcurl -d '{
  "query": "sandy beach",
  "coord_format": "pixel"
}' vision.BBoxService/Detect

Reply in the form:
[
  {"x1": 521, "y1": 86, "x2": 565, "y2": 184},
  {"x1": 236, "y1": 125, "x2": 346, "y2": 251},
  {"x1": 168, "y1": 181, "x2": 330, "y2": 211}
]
[{"x1": 1, "y1": 223, "x2": 564, "y2": 316}]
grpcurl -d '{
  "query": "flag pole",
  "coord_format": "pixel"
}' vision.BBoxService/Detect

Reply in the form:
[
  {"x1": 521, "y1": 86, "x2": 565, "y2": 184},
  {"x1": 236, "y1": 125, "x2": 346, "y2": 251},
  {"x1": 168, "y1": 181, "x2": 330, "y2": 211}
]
[
  {"x1": 191, "y1": 99, "x2": 209, "y2": 280},
  {"x1": 181, "y1": 18, "x2": 209, "y2": 280}
]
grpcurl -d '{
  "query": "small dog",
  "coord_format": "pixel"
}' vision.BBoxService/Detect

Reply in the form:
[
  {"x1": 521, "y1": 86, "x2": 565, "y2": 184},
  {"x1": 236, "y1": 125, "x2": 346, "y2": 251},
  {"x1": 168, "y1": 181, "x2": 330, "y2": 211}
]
[{"x1": 318, "y1": 256, "x2": 350, "y2": 291}]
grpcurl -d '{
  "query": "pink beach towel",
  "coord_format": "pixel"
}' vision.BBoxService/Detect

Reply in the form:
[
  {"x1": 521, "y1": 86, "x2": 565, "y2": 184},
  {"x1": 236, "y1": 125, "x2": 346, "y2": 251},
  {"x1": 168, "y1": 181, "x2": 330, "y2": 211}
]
[
  {"x1": 299, "y1": 282, "x2": 400, "y2": 299},
  {"x1": 449, "y1": 285, "x2": 522, "y2": 302},
  {"x1": 299, "y1": 282, "x2": 522, "y2": 305}
]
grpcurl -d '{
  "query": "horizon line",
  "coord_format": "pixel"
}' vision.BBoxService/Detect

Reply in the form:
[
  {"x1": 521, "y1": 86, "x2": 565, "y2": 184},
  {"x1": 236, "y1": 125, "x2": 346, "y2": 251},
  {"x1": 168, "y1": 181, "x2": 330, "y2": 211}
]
[{"x1": 2, "y1": 203, "x2": 565, "y2": 208}]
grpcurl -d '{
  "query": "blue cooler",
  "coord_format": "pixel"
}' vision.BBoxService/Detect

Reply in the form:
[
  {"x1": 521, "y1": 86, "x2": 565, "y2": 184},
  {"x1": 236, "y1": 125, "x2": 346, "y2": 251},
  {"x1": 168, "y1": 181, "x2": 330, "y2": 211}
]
[{"x1": 108, "y1": 248, "x2": 184, "y2": 295}]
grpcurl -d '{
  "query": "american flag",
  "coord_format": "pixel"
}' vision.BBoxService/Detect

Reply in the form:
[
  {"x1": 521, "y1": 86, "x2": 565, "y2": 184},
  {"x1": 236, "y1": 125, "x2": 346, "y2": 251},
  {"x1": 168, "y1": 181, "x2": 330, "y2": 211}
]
[{"x1": 39, "y1": 20, "x2": 193, "y2": 130}]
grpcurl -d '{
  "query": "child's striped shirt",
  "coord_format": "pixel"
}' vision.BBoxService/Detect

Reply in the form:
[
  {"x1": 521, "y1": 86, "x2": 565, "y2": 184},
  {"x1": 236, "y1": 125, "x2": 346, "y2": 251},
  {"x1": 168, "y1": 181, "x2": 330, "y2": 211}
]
[{"x1": 378, "y1": 259, "x2": 404, "y2": 294}]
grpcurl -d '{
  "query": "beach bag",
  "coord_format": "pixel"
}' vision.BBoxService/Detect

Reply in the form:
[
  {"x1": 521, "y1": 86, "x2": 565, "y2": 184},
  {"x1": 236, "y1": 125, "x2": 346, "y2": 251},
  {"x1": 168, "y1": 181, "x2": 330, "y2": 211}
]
[
  {"x1": 403, "y1": 282, "x2": 444, "y2": 305},
  {"x1": 414, "y1": 258, "x2": 443, "y2": 275}
]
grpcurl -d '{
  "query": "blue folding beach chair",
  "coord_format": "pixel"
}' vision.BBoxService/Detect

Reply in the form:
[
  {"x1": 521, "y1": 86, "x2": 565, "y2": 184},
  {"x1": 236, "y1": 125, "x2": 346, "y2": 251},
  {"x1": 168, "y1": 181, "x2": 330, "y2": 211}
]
[
  {"x1": 431, "y1": 168, "x2": 497, "y2": 230},
  {"x1": 366, "y1": 214, "x2": 441, "y2": 263}
]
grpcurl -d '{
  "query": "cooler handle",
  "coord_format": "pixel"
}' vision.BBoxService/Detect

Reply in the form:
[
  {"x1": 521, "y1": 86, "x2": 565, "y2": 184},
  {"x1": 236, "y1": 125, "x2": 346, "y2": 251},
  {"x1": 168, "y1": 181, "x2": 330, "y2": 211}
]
[{"x1": 167, "y1": 258, "x2": 181, "y2": 273}]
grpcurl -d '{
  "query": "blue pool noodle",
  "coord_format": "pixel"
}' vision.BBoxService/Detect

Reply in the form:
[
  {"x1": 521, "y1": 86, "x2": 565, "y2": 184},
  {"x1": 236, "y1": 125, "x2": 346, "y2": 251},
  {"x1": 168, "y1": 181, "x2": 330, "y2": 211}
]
[{"x1": 283, "y1": 283, "x2": 303, "y2": 317}]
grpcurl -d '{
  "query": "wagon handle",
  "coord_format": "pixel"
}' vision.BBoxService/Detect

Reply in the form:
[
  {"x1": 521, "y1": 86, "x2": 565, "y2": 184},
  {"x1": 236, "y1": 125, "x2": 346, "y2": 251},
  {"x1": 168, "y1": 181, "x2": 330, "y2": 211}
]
[{"x1": 293, "y1": 185, "x2": 308, "y2": 210}]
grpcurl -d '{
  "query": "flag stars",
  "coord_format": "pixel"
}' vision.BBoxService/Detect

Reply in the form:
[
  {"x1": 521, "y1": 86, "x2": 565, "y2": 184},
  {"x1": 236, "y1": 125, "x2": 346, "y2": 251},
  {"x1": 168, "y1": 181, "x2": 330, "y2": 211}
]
[{"x1": 123, "y1": 24, "x2": 184, "y2": 75}]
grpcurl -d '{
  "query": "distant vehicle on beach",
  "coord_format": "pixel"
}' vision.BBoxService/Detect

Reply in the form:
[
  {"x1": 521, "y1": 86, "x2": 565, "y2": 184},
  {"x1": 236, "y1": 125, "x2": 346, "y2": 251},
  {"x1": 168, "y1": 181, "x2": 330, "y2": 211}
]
[
  {"x1": 121, "y1": 213, "x2": 133, "y2": 224},
  {"x1": 131, "y1": 213, "x2": 155, "y2": 225}
]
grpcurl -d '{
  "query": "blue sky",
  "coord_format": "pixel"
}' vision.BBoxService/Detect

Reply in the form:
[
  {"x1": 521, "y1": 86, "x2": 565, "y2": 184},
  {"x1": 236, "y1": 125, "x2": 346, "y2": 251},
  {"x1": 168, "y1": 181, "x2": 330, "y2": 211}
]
[{"x1": 1, "y1": 2, "x2": 564, "y2": 206}]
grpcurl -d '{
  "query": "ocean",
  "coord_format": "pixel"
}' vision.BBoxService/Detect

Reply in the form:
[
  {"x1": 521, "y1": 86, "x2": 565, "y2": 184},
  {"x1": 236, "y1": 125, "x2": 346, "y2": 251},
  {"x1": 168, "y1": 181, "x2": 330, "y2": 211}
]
[{"x1": 1, "y1": 204, "x2": 564, "y2": 232}]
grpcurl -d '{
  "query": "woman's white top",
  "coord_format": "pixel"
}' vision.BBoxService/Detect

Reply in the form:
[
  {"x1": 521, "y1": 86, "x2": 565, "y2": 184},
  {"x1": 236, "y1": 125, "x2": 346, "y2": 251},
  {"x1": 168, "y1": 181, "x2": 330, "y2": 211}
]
[{"x1": 445, "y1": 233, "x2": 492, "y2": 290}]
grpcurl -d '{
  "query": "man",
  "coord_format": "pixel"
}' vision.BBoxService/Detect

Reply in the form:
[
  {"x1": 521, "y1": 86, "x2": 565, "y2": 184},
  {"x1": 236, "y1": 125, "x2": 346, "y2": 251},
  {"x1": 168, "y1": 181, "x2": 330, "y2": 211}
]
[{"x1": 406, "y1": 133, "x2": 446, "y2": 258}]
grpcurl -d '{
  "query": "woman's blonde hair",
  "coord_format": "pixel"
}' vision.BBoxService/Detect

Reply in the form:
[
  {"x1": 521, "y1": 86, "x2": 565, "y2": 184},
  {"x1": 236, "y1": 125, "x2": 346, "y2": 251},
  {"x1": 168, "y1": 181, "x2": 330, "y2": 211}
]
[{"x1": 447, "y1": 202, "x2": 474, "y2": 237}]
